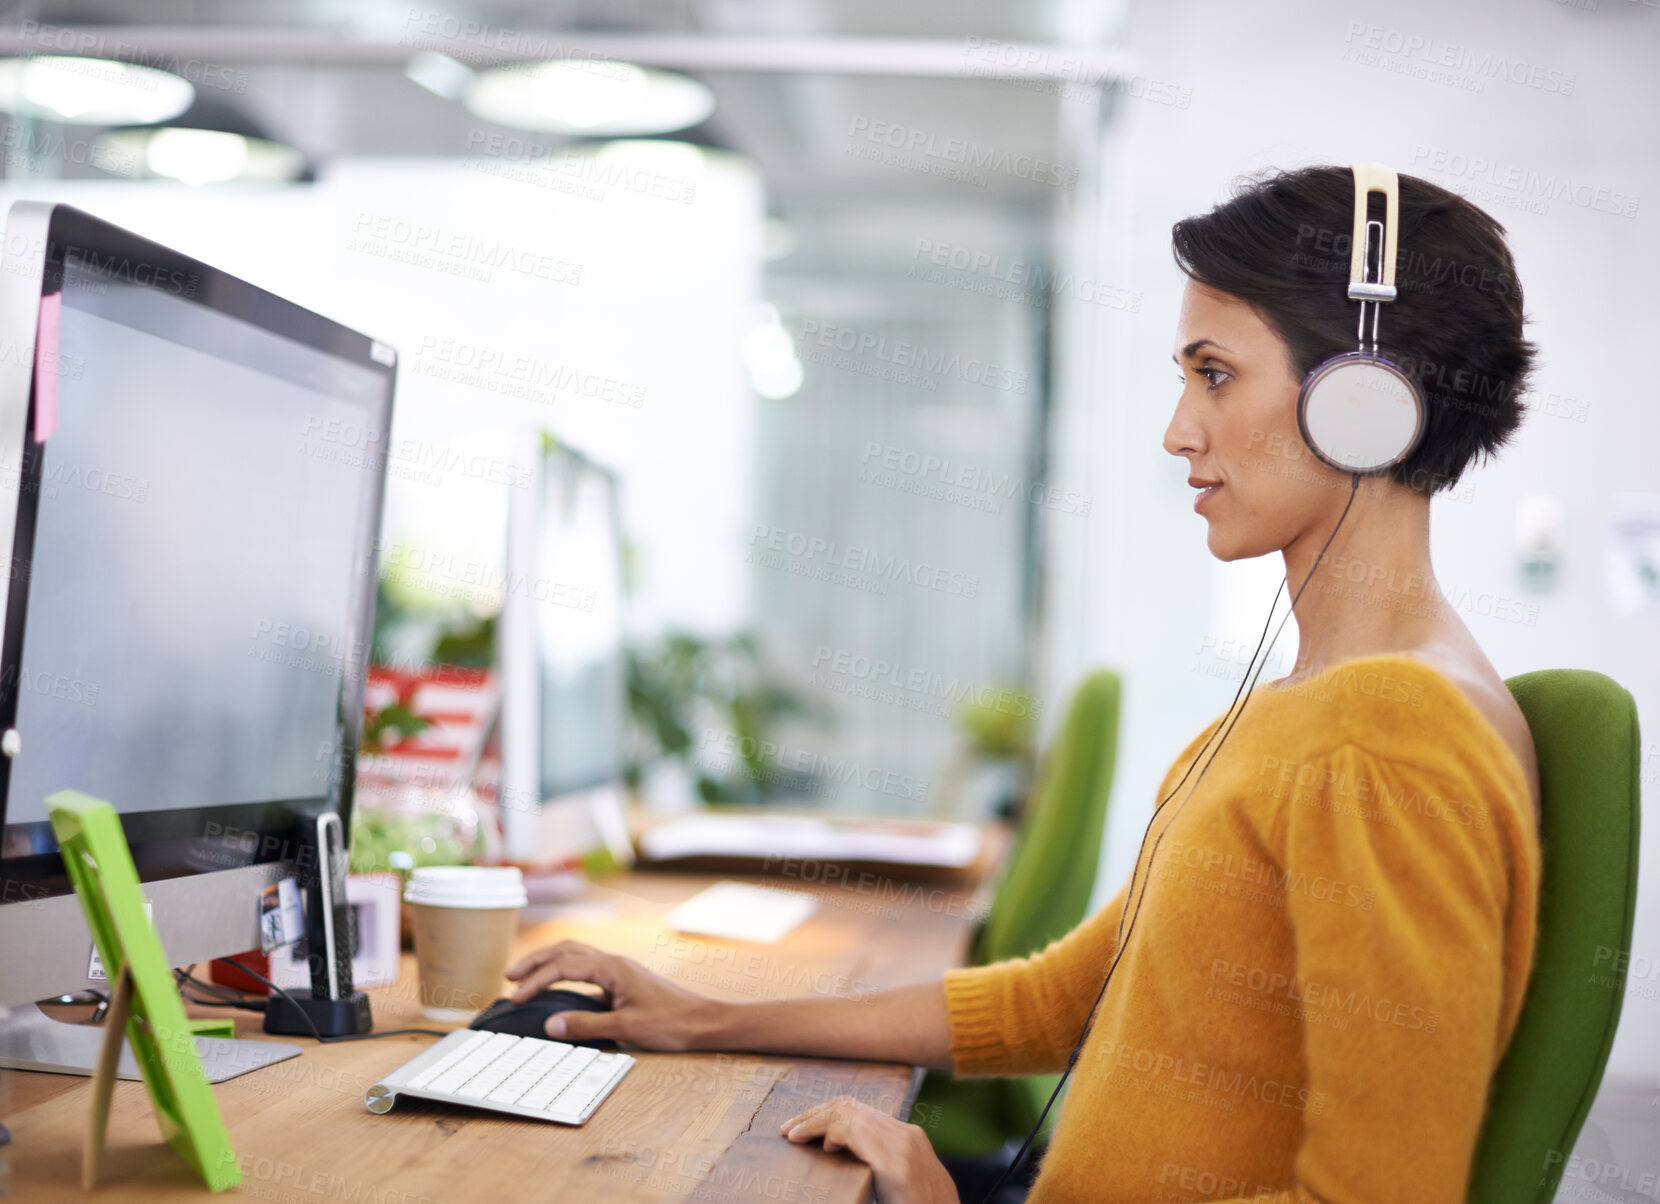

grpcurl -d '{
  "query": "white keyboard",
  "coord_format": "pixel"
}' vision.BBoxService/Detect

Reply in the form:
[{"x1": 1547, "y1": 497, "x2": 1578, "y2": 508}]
[{"x1": 364, "y1": 1029, "x2": 633, "y2": 1124}]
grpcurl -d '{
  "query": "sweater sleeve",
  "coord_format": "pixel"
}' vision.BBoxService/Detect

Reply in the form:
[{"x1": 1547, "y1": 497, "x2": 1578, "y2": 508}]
[
  {"x1": 1215, "y1": 740, "x2": 1529, "y2": 1204},
  {"x1": 940, "y1": 879, "x2": 1130, "y2": 1077}
]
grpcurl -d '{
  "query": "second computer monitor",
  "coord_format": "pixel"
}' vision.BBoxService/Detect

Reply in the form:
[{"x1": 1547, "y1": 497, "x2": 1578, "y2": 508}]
[{"x1": 497, "y1": 434, "x2": 625, "y2": 866}]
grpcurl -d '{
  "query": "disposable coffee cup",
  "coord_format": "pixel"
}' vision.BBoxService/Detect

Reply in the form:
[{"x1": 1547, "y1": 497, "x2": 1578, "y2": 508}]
[{"x1": 404, "y1": 866, "x2": 528, "y2": 1022}]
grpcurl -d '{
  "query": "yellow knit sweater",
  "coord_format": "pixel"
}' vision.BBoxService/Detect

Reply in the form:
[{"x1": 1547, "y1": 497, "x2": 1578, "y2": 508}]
[{"x1": 943, "y1": 653, "x2": 1541, "y2": 1204}]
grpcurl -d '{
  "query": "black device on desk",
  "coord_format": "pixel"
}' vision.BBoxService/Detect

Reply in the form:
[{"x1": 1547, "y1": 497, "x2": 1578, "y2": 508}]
[
  {"x1": 264, "y1": 812, "x2": 373, "y2": 1037},
  {"x1": 470, "y1": 989, "x2": 618, "y2": 1050}
]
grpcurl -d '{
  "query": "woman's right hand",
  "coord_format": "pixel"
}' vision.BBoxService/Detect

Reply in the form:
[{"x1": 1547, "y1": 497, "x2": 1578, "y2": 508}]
[{"x1": 504, "y1": 939, "x2": 723, "y2": 1051}]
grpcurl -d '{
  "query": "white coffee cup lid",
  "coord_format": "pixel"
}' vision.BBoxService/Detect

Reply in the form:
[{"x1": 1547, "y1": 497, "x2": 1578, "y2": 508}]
[{"x1": 404, "y1": 865, "x2": 528, "y2": 909}]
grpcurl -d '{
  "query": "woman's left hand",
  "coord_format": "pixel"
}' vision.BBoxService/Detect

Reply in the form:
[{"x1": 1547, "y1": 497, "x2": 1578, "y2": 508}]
[{"x1": 781, "y1": 1094, "x2": 959, "y2": 1204}]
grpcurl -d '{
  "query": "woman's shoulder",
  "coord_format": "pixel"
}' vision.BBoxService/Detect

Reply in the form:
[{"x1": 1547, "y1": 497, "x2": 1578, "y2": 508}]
[
  {"x1": 1161, "y1": 654, "x2": 1451, "y2": 794},
  {"x1": 1262, "y1": 647, "x2": 1540, "y2": 826},
  {"x1": 1385, "y1": 647, "x2": 1542, "y2": 826}
]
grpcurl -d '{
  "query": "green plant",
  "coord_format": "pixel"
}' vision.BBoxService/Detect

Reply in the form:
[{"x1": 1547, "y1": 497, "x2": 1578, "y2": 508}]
[
  {"x1": 430, "y1": 612, "x2": 495, "y2": 667},
  {"x1": 362, "y1": 700, "x2": 431, "y2": 753},
  {"x1": 624, "y1": 630, "x2": 830, "y2": 803},
  {"x1": 348, "y1": 800, "x2": 481, "y2": 876},
  {"x1": 933, "y1": 685, "x2": 1039, "y2": 822},
  {"x1": 371, "y1": 574, "x2": 494, "y2": 671},
  {"x1": 955, "y1": 687, "x2": 1039, "y2": 761}
]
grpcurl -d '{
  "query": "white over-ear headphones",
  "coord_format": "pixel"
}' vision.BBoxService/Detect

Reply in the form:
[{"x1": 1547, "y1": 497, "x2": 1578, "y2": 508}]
[{"x1": 1295, "y1": 162, "x2": 1426, "y2": 475}]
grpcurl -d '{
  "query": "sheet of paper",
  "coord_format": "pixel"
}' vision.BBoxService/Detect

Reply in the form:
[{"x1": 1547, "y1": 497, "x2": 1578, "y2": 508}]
[
  {"x1": 33, "y1": 291, "x2": 62, "y2": 443},
  {"x1": 664, "y1": 882, "x2": 819, "y2": 944},
  {"x1": 638, "y1": 814, "x2": 983, "y2": 868}
]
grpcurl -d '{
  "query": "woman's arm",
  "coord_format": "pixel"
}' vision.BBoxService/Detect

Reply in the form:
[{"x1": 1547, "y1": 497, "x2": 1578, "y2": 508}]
[
  {"x1": 506, "y1": 942, "x2": 962, "y2": 1202},
  {"x1": 706, "y1": 981, "x2": 954, "y2": 1069},
  {"x1": 504, "y1": 941, "x2": 954, "y2": 1069},
  {"x1": 940, "y1": 878, "x2": 1130, "y2": 1077},
  {"x1": 508, "y1": 875, "x2": 1132, "y2": 1076}
]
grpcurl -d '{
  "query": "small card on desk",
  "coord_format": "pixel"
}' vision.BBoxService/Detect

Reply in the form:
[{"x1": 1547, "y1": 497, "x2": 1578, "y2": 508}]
[
  {"x1": 258, "y1": 878, "x2": 304, "y2": 953},
  {"x1": 665, "y1": 882, "x2": 818, "y2": 944}
]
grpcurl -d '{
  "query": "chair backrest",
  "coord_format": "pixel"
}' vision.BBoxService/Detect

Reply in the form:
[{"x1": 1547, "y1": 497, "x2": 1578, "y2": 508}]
[
  {"x1": 1467, "y1": 669, "x2": 1642, "y2": 1204},
  {"x1": 975, "y1": 669, "x2": 1121, "y2": 967}
]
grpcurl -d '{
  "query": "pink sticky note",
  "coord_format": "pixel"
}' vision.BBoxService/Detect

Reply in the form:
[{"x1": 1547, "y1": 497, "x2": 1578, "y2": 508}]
[{"x1": 33, "y1": 291, "x2": 62, "y2": 444}]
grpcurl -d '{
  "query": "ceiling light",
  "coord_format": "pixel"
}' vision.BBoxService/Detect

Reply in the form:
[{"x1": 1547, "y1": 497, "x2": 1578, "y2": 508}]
[
  {"x1": 745, "y1": 304, "x2": 803, "y2": 400},
  {"x1": 762, "y1": 218, "x2": 797, "y2": 262},
  {"x1": 464, "y1": 59, "x2": 714, "y2": 136},
  {"x1": 0, "y1": 55, "x2": 193, "y2": 124},
  {"x1": 144, "y1": 128, "x2": 245, "y2": 185},
  {"x1": 96, "y1": 126, "x2": 306, "y2": 184},
  {"x1": 404, "y1": 51, "x2": 473, "y2": 100},
  {"x1": 93, "y1": 93, "x2": 308, "y2": 185},
  {"x1": 589, "y1": 137, "x2": 706, "y2": 177}
]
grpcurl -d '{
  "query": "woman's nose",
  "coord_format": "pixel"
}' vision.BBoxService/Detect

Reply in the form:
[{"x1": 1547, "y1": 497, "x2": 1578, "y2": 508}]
[{"x1": 1163, "y1": 401, "x2": 1204, "y2": 459}]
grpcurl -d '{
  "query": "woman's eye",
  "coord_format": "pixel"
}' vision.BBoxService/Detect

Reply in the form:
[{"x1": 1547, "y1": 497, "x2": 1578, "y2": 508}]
[{"x1": 1177, "y1": 366, "x2": 1229, "y2": 390}]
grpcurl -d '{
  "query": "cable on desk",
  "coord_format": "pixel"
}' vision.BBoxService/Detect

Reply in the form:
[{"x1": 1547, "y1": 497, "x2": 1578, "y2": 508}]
[
  {"x1": 176, "y1": 967, "x2": 267, "y2": 1013},
  {"x1": 41, "y1": 988, "x2": 111, "y2": 1024},
  {"x1": 208, "y1": 958, "x2": 449, "y2": 1043},
  {"x1": 178, "y1": 965, "x2": 263, "y2": 1000}
]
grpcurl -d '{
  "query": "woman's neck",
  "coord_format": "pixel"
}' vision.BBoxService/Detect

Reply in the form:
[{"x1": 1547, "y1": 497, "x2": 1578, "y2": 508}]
[{"x1": 1278, "y1": 479, "x2": 1447, "y2": 682}]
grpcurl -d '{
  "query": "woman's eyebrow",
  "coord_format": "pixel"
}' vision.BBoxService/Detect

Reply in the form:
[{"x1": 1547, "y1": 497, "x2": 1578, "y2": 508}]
[{"x1": 1173, "y1": 338, "x2": 1233, "y2": 364}]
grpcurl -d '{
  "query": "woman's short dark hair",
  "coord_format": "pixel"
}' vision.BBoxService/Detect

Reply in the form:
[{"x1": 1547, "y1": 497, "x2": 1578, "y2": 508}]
[{"x1": 1171, "y1": 165, "x2": 1536, "y2": 497}]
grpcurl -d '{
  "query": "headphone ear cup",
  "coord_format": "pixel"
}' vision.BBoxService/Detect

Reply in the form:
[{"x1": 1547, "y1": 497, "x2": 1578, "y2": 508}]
[{"x1": 1297, "y1": 353, "x2": 1425, "y2": 475}]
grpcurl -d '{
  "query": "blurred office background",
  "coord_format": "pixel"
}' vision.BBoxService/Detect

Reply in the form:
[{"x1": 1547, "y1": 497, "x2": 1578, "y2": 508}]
[{"x1": 0, "y1": 1, "x2": 1655, "y2": 1193}]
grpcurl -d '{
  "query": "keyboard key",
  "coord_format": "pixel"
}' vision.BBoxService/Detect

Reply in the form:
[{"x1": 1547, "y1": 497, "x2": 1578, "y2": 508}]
[
  {"x1": 408, "y1": 1031, "x2": 493, "y2": 1090},
  {"x1": 455, "y1": 1038, "x2": 540, "y2": 1100},
  {"x1": 486, "y1": 1042, "x2": 572, "y2": 1106},
  {"x1": 518, "y1": 1046, "x2": 598, "y2": 1112},
  {"x1": 426, "y1": 1033, "x2": 518, "y2": 1095},
  {"x1": 547, "y1": 1053, "x2": 625, "y2": 1117}
]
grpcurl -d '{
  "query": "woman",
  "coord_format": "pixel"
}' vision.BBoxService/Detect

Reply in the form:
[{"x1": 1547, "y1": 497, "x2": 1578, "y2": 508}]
[{"x1": 505, "y1": 166, "x2": 1544, "y2": 1204}]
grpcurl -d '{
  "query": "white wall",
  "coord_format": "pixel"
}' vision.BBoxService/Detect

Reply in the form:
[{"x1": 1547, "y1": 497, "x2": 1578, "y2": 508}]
[
  {"x1": 0, "y1": 144, "x2": 766, "y2": 642},
  {"x1": 1043, "y1": 0, "x2": 1660, "y2": 1082}
]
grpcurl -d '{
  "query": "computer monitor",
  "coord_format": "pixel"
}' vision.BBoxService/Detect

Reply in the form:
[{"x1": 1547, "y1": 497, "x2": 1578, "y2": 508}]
[
  {"x1": 497, "y1": 433, "x2": 627, "y2": 867},
  {"x1": 0, "y1": 202, "x2": 395, "y2": 1075}
]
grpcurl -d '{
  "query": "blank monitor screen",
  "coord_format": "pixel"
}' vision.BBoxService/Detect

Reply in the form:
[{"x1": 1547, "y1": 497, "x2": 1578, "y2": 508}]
[
  {"x1": 0, "y1": 205, "x2": 394, "y2": 885},
  {"x1": 535, "y1": 447, "x2": 624, "y2": 801}
]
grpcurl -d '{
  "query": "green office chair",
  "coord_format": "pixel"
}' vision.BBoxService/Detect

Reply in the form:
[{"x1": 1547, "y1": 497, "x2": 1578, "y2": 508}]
[
  {"x1": 1467, "y1": 669, "x2": 1642, "y2": 1203},
  {"x1": 917, "y1": 669, "x2": 1122, "y2": 1159}
]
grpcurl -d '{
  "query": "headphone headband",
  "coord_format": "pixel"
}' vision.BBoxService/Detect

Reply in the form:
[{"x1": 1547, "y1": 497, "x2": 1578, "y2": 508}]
[
  {"x1": 1291, "y1": 160, "x2": 1426, "y2": 476},
  {"x1": 1347, "y1": 161, "x2": 1399, "y2": 303}
]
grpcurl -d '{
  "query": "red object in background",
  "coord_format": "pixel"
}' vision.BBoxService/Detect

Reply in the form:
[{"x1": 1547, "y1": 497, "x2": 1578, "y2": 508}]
[
  {"x1": 363, "y1": 665, "x2": 495, "y2": 769},
  {"x1": 209, "y1": 950, "x2": 272, "y2": 995}
]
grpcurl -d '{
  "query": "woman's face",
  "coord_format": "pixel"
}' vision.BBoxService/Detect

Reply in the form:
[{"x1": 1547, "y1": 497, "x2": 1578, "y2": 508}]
[{"x1": 1164, "y1": 279, "x2": 1346, "y2": 561}]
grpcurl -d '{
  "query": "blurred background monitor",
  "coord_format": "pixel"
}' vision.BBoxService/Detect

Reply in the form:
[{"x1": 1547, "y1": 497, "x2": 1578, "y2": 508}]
[{"x1": 498, "y1": 433, "x2": 627, "y2": 867}]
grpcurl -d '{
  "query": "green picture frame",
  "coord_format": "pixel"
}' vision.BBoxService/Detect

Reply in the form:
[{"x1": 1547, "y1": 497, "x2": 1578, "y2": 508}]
[{"x1": 46, "y1": 789, "x2": 241, "y2": 1192}]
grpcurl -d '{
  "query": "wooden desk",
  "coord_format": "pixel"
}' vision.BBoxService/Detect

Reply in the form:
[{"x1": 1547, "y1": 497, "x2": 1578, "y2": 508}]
[{"x1": 3, "y1": 863, "x2": 997, "y2": 1203}]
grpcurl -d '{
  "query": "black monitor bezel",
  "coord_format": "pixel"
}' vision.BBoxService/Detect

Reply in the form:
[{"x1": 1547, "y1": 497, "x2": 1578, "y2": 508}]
[{"x1": 0, "y1": 202, "x2": 396, "y2": 898}]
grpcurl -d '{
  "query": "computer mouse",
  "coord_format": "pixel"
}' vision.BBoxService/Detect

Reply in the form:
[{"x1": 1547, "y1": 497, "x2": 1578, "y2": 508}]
[{"x1": 469, "y1": 988, "x2": 619, "y2": 1050}]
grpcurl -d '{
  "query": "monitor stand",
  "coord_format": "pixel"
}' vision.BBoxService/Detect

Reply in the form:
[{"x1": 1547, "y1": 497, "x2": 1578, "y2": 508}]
[{"x1": 0, "y1": 1002, "x2": 302, "y2": 1083}]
